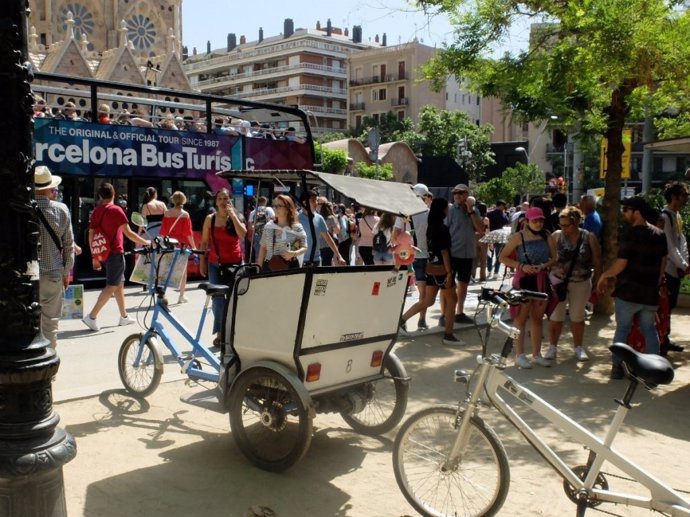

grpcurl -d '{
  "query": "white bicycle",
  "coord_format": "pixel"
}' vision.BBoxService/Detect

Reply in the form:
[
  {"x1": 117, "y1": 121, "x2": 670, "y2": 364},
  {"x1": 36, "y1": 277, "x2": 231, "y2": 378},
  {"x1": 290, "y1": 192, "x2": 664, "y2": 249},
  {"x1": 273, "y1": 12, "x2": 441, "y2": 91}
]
[{"x1": 393, "y1": 287, "x2": 690, "y2": 517}]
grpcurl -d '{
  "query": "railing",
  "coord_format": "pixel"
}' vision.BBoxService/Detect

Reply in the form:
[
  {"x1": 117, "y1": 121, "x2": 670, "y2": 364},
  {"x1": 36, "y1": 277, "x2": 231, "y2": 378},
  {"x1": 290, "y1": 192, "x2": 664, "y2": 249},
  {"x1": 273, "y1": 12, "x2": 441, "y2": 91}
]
[
  {"x1": 298, "y1": 105, "x2": 347, "y2": 115},
  {"x1": 185, "y1": 38, "x2": 359, "y2": 72},
  {"x1": 349, "y1": 72, "x2": 409, "y2": 86},
  {"x1": 233, "y1": 84, "x2": 347, "y2": 99},
  {"x1": 391, "y1": 97, "x2": 408, "y2": 107},
  {"x1": 196, "y1": 62, "x2": 347, "y2": 87},
  {"x1": 350, "y1": 102, "x2": 366, "y2": 111}
]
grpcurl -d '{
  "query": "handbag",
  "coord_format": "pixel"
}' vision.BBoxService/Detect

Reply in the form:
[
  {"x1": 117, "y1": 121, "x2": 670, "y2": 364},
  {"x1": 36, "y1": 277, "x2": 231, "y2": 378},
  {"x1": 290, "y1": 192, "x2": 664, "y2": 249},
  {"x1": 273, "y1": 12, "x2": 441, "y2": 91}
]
[
  {"x1": 268, "y1": 255, "x2": 291, "y2": 271},
  {"x1": 89, "y1": 206, "x2": 113, "y2": 269},
  {"x1": 551, "y1": 230, "x2": 584, "y2": 302},
  {"x1": 426, "y1": 262, "x2": 447, "y2": 276}
]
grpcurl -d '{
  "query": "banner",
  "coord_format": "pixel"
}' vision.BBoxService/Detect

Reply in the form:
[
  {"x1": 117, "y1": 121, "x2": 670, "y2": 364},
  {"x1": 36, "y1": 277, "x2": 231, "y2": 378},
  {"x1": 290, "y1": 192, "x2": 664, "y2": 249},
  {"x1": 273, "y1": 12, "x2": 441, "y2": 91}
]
[
  {"x1": 599, "y1": 128, "x2": 632, "y2": 179},
  {"x1": 34, "y1": 119, "x2": 242, "y2": 178}
]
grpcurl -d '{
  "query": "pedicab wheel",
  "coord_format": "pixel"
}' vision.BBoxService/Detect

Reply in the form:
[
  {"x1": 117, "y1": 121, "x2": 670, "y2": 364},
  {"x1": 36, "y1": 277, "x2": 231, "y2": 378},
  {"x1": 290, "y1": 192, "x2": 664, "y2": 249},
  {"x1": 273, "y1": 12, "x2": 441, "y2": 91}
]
[
  {"x1": 118, "y1": 333, "x2": 163, "y2": 397},
  {"x1": 393, "y1": 406, "x2": 510, "y2": 517},
  {"x1": 228, "y1": 367, "x2": 313, "y2": 472},
  {"x1": 340, "y1": 355, "x2": 408, "y2": 436}
]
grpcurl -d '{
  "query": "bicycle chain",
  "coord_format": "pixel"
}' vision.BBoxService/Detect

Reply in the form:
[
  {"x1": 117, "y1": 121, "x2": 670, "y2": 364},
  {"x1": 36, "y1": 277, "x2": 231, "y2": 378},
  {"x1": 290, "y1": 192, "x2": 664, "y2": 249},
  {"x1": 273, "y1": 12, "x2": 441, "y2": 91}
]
[{"x1": 602, "y1": 471, "x2": 690, "y2": 495}]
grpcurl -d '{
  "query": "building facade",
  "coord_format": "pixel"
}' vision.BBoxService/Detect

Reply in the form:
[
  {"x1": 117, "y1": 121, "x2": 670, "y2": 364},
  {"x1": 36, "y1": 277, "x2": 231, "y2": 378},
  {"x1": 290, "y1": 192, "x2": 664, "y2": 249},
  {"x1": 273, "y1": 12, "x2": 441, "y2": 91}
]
[{"x1": 183, "y1": 19, "x2": 372, "y2": 136}]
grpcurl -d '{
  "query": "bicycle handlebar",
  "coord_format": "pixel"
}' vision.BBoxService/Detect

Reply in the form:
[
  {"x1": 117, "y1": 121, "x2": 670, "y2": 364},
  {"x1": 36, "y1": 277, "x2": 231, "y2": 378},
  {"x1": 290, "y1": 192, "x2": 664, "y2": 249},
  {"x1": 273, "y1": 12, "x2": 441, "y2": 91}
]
[{"x1": 480, "y1": 287, "x2": 549, "y2": 306}]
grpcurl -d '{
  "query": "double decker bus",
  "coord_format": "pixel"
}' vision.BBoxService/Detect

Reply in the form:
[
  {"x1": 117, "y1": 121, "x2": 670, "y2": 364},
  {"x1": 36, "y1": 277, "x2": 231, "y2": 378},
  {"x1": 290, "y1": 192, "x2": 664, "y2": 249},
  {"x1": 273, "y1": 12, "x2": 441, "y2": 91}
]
[{"x1": 31, "y1": 72, "x2": 315, "y2": 283}]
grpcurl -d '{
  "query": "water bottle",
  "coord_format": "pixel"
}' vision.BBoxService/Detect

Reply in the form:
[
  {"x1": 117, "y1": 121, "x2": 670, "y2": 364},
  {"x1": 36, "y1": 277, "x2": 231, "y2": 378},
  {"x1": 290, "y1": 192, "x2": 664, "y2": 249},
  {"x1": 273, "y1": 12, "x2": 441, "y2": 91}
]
[{"x1": 192, "y1": 254, "x2": 200, "y2": 265}]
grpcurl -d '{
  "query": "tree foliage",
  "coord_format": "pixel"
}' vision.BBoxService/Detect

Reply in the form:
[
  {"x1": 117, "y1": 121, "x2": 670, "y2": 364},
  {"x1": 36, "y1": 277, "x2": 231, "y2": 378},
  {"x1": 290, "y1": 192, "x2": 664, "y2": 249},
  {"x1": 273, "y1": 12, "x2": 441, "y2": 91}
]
[
  {"x1": 314, "y1": 143, "x2": 348, "y2": 174},
  {"x1": 475, "y1": 177, "x2": 517, "y2": 207},
  {"x1": 501, "y1": 163, "x2": 546, "y2": 201},
  {"x1": 355, "y1": 162, "x2": 394, "y2": 181},
  {"x1": 418, "y1": 0, "x2": 690, "y2": 305}
]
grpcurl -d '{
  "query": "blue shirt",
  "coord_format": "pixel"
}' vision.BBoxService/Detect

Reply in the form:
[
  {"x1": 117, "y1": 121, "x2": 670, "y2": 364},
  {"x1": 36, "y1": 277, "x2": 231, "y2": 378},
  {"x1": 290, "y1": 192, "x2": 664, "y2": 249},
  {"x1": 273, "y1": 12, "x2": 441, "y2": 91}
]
[
  {"x1": 583, "y1": 211, "x2": 602, "y2": 239},
  {"x1": 298, "y1": 211, "x2": 328, "y2": 262}
]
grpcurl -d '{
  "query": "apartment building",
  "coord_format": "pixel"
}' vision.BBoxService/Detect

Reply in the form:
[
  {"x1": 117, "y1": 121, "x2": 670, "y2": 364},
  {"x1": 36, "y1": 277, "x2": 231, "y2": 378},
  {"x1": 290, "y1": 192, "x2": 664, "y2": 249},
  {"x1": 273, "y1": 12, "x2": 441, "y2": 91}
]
[
  {"x1": 348, "y1": 42, "x2": 447, "y2": 130},
  {"x1": 183, "y1": 19, "x2": 373, "y2": 135}
]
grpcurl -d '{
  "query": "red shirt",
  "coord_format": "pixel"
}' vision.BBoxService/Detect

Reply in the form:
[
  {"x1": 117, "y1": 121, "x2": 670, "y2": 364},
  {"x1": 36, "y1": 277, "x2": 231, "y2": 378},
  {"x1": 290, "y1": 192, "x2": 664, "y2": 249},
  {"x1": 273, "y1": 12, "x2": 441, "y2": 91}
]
[
  {"x1": 160, "y1": 214, "x2": 194, "y2": 246},
  {"x1": 209, "y1": 225, "x2": 242, "y2": 265},
  {"x1": 90, "y1": 203, "x2": 128, "y2": 253}
]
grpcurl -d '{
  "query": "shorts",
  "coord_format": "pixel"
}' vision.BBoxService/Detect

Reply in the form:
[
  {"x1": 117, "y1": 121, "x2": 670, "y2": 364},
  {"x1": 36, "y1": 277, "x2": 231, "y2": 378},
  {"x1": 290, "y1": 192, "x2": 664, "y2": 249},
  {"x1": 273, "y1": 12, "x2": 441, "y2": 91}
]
[
  {"x1": 412, "y1": 258, "x2": 428, "y2": 283},
  {"x1": 105, "y1": 253, "x2": 125, "y2": 286},
  {"x1": 373, "y1": 249, "x2": 394, "y2": 262},
  {"x1": 451, "y1": 257, "x2": 473, "y2": 284},
  {"x1": 428, "y1": 274, "x2": 455, "y2": 290},
  {"x1": 549, "y1": 278, "x2": 592, "y2": 322}
]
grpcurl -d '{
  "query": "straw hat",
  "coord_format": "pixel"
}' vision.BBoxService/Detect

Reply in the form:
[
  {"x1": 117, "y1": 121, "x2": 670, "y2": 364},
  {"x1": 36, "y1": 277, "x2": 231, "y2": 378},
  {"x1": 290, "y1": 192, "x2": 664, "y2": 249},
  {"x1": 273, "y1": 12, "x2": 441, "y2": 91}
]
[{"x1": 34, "y1": 165, "x2": 62, "y2": 190}]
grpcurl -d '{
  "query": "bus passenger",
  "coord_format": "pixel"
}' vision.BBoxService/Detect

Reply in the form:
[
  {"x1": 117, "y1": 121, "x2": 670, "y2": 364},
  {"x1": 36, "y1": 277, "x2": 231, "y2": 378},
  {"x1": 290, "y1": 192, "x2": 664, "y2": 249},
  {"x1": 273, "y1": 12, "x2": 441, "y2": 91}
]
[
  {"x1": 98, "y1": 104, "x2": 111, "y2": 124},
  {"x1": 199, "y1": 189, "x2": 247, "y2": 346},
  {"x1": 82, "y1": 183, "x2": 150, "y2": 332},
  {"x1": 141, "y1": 187, "x2": 167, "y2": 239},
  {"x1": 160, "y1": 191, "x2": 196, "y2": 304}
]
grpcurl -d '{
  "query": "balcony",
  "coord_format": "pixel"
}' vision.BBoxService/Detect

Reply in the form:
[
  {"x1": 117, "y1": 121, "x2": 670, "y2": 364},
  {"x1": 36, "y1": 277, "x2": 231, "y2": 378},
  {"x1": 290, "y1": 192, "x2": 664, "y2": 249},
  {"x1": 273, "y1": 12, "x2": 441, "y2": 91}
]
[
  {"x1": 350, "y1": 102, "x2": 366, "y2": 111},
  {"x1": 349, "y1": 72, "x2": 409, "y2": 86},
  {"x1": 391, "y1": 97, "x2": 408, "y2": 107},
  {"x1": 298, "y1": 104, "x2": 347, "y2": 115},
  {"x1": 195, "y1": 62, "x2": 347, "y2": 88},
  {"x1": 232, "y1": 83, "x2": 347, "y2": 100}
]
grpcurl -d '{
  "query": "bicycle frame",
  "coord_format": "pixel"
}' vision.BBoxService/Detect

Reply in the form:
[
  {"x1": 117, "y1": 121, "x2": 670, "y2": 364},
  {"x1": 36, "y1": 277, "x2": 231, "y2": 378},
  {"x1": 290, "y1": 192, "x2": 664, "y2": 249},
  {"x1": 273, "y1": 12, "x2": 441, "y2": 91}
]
[
  {"x1": 450, "y1": 300, "x2": 690, "y2": 516},
  {"x1": 133, "y1": 246, "x2": 221, "y2": 382}
]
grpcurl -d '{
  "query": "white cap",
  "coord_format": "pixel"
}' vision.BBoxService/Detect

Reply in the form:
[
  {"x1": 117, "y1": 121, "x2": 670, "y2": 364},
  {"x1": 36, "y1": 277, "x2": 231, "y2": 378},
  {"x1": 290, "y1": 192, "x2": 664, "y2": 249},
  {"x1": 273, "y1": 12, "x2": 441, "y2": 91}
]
[{"x1": 413, "y1": 183, "x2": 431, "y2": 197}]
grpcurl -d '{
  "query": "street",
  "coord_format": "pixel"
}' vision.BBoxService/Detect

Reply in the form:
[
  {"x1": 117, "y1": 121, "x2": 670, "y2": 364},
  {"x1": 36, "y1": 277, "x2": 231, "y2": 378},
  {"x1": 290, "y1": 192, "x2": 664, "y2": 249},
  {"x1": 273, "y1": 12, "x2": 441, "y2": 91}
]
[{"x1": 54, "y1": 281, "x2": 690, "y2": 516}]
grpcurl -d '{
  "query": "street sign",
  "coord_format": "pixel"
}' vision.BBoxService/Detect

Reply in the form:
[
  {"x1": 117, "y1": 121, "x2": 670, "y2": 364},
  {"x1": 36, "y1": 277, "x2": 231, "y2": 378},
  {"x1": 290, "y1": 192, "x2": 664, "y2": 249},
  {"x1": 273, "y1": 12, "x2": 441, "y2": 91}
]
[{"x1": 600, "y1": 128, "x2": 632, "y2": 179}]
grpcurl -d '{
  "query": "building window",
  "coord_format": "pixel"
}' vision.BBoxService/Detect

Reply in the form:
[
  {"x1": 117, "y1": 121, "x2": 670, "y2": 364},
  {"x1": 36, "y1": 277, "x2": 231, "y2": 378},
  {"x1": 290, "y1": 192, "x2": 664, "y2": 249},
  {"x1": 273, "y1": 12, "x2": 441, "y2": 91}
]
[
  {"x1": 378, "y1": 88, "x2": 387, "y2": 101},
  {"x1": 372, "y1": 113, "x2": 380, "y2": 124},
  {"x1": 355, "y1": 115, "x2": 362, "y2": 129},
  {"x1": 398, "y1": 111, "x2": 405, "y2": 121}
]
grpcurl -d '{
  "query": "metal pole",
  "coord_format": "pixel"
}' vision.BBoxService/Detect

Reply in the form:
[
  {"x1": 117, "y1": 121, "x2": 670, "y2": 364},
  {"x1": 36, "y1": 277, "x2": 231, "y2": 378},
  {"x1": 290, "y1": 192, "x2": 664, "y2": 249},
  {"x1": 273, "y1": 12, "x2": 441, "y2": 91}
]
[
  {"x1": 0, "y1": 3, "x2": 76, "y2": 515},
  {"x1": 642, "y1": 111, "x2": 654, "y2": 194}
]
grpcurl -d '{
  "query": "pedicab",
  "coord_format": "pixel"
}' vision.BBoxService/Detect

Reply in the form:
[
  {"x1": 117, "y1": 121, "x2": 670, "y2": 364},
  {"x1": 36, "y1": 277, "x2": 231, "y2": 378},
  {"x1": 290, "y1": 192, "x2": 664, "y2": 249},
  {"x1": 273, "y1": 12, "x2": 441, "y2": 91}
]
[{"x1": 121, "y1": 169, "x2": 427, "y2": 472}]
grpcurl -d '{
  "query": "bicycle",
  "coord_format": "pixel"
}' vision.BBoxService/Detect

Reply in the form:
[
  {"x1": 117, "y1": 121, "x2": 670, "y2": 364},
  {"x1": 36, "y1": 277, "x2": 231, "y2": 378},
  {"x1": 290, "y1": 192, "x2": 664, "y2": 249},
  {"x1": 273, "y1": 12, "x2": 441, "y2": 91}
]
[
  {"x1": 118, "y1": 236, "x2": 255, "y2": 396},
  {"x1": 393, "y1": 287, "x2": 690, "y2": 517}
]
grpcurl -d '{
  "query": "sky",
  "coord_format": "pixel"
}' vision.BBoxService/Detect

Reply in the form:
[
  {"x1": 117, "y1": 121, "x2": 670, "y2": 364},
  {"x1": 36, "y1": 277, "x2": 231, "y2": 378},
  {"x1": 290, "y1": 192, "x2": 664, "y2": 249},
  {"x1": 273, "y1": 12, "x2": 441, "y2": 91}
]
[{"x1": 181, "y1": 0, "x2": 531, "y2": 56}]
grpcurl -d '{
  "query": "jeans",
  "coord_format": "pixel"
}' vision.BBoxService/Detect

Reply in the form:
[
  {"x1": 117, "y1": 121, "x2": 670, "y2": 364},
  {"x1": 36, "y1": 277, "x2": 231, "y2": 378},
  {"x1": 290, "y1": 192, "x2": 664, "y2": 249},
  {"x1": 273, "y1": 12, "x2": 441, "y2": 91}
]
[
  {"x1": 487, "y1": 244, "x2": 504, "y2": 274},
  {"x1": 663, "y1": 273, "x2": 681, "y2": 346},
  {"x1": 612, "y1": 297, "x2": 659, "y2": 364},
  {"x1": 208, "y1": 263, "x2": 227, "y2": 334}
]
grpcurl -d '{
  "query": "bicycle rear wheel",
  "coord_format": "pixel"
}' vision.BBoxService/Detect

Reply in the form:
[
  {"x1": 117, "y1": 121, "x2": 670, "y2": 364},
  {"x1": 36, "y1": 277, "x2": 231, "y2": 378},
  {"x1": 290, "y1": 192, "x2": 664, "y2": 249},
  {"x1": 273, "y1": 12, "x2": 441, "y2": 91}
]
[
  {"x1": 118, "y1": 333, "x2": 163, "y2": 397},
  {"x1": 393, "y1": 405, "x2": 510, "y2": 517}
]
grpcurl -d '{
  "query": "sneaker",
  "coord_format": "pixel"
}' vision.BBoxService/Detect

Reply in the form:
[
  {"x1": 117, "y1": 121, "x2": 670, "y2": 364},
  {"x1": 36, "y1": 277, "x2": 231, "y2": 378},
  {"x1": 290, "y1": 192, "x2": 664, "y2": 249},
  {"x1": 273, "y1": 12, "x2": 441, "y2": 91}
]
[
  {"x1": 438, "y1": 315, "x2": 446, "y2": 327},
  {"x1": 454, "y1": 314, "x2": 474, "y2": 325},
  {"x1": 82, "y1": 314, "x2": 99, "y2": 332},
  {"x1": 610, "y1": 364, "x2": 625, "y2": 380},
  {"x1": 575, "y1": 347, "x2": 589, "y2": 362},
  {"x1": 516, "y1": 354, "x2": 532, "y2": 369},
  {"x1": 119, "y1": 315, "x2": 135, "y2": 326},
  {"x1": 533, "y1": 355, "x2": 552, "y2": 367},
  {"x1": 544, "y1": 345, "x2": 558, "y2": 360},
  {"x1": 178, "y1": 296, "x2": 189, "y2": 304},
  {"x1": 417, "y1": 319, "x2": 429, "y2": 330},
  {"x1": 442, "y1": 333, "x2": 465, "y2": 346}
]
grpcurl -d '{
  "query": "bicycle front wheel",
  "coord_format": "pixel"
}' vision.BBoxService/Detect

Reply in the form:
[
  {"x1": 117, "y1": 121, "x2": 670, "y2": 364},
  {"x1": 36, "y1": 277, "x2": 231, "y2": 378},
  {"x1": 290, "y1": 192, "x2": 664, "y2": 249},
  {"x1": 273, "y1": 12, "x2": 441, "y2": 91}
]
[
  {"x1": 393, "y1": 405, "x2": 510, "y2": 517},
  {"x1": 118, "y1": 333, "x2": 163, "y2": 397}
]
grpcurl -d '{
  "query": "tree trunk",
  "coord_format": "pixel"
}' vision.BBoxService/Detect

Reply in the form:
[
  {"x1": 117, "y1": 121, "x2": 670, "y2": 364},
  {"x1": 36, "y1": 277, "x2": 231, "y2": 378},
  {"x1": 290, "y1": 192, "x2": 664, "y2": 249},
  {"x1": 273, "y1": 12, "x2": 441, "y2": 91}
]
[{"x1": 597, "y1": 85, "x2": 633, "y2": 314}]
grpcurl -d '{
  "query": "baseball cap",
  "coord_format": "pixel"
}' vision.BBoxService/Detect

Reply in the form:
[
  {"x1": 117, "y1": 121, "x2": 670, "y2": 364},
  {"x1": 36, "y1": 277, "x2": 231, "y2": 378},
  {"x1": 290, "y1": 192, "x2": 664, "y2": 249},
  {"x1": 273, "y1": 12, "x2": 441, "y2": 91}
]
[
  {"x1": 525, "y1": 207, "x2": 545, "y2": 220},
  {"x1": 413, "y1": 183, "x2": 431, "y2": 197},
  {"x1": 452, "y1": 183, "x2": 469, "y2": 193}
]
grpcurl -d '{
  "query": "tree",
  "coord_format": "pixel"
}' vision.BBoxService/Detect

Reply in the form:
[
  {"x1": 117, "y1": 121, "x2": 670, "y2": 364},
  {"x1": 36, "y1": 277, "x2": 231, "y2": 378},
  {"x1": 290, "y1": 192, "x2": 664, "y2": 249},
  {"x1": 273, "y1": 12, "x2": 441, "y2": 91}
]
[
  {"x1": 502, "y1": 163, "x2": 546, "y2": 201},
  {"x1": 476, "y1": 177, "x2": 517, "y2": 207},
  {"x1": 358, "y1": 112, "x2": 414, "y2": 145},
  {"x1": 355, "y1": 162, "x2": 394, "y2": 181},
  {"x1": 419, "y1": 0, "x2": 690, "y2": 310},
  {"x1": 314, "y1": 143, "x2": 348, "y2": 174}
]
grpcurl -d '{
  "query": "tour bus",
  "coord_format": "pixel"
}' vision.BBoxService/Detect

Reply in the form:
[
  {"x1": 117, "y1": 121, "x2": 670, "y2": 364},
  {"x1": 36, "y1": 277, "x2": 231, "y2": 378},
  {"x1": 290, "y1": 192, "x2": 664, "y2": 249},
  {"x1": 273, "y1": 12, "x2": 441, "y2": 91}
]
[{"x1": 31, "y1": 72, "x2": 315, "y2": 283}]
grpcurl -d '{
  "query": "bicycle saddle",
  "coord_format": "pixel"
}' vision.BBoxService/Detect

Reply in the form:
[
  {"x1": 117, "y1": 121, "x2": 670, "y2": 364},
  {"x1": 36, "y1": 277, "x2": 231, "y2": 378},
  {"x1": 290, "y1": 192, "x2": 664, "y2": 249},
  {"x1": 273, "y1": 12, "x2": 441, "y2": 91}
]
[
  {"x1": 610, "y1": 343, "x2": 674, "y2": 388},
  {"x1": 198, "y1": 282, "x2": 230, "y2": 297}
]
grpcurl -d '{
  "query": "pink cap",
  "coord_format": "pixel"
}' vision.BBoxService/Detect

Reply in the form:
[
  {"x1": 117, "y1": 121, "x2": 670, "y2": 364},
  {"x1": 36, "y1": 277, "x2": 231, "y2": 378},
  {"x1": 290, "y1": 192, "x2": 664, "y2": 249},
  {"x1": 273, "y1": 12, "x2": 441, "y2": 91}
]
[{"x1": 525, "y1": 207, "x2": 545, "y2": 220}]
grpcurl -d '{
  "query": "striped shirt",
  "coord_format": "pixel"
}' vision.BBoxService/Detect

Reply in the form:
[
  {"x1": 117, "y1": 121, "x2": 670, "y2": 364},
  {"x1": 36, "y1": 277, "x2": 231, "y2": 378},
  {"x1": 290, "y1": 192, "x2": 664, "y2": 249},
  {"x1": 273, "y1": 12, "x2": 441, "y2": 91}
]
[{"x1": 36, "y1": 196, "x2": 74, "y2": 278}]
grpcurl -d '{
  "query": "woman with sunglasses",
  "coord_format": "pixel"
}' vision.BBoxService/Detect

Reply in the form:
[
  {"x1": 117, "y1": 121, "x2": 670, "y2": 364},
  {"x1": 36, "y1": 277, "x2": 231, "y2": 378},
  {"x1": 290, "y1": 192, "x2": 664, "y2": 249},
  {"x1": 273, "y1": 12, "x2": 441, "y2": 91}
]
[
  {"x1": 199, "y1": 189, "x2": 247, "y2": 346},
  {"x1": 257, "y1": 194, "x2": 306, "y2": 271}
]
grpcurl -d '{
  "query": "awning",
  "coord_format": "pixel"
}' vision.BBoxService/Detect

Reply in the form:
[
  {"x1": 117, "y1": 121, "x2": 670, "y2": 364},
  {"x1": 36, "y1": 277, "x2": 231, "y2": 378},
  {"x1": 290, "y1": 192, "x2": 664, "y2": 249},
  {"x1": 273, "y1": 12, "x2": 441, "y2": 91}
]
[
  {"x1": 219, "y1": 169, "x2": 428, "y2": 217},
  {"x1": 643, "y1": 137, "x2": 690, "y2": 153}
]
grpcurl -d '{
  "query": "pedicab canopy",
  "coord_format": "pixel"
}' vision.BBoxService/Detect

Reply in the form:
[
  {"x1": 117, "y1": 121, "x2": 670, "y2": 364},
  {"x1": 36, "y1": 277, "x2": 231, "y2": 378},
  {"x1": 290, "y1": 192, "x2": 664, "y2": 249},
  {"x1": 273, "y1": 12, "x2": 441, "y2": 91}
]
[{"x1": 218, "y1": 169, "x2": 428, "y2": 217}]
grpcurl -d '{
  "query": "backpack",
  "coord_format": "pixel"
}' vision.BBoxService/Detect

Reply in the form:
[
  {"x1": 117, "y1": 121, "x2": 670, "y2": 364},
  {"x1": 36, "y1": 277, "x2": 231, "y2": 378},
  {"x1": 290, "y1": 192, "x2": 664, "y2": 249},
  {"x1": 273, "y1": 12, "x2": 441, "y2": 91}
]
[
  {"x1": 254, "y1": 206, "x2": 269, "y2": 239},
  {"x1": 373, "y1": 228, "x2": 389, "y2": 253}
]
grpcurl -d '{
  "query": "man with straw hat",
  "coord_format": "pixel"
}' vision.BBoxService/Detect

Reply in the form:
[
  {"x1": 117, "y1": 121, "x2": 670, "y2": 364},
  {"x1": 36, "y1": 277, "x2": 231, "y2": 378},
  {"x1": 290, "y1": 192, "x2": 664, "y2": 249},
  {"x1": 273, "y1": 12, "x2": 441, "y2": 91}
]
[{"x1": 34, "y1": 165, "x2": 74, "y2": 347}]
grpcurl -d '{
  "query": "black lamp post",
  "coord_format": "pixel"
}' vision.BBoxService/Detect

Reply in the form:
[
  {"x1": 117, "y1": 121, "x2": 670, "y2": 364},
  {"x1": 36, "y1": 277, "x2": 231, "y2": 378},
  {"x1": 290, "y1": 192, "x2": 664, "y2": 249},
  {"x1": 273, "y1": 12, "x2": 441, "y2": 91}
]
[{"x1": 0, "y1": 3, "x2": 76, "y2": 515}]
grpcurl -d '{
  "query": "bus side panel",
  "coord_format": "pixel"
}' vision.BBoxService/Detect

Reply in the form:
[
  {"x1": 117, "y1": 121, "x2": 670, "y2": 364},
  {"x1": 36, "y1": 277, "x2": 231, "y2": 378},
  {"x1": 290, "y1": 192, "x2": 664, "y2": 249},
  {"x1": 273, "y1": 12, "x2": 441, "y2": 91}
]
[{"x1": 245, "y1": 138, "x2": 313, "y2": 170}]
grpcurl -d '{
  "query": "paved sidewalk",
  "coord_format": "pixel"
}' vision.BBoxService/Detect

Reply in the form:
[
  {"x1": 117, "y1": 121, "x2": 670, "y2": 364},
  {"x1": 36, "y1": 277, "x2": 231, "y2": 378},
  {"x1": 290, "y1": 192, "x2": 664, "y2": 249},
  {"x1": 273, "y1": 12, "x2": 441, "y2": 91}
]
[{"x1": 52, "y1": 276, "x2": 690, "y2": 516}]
